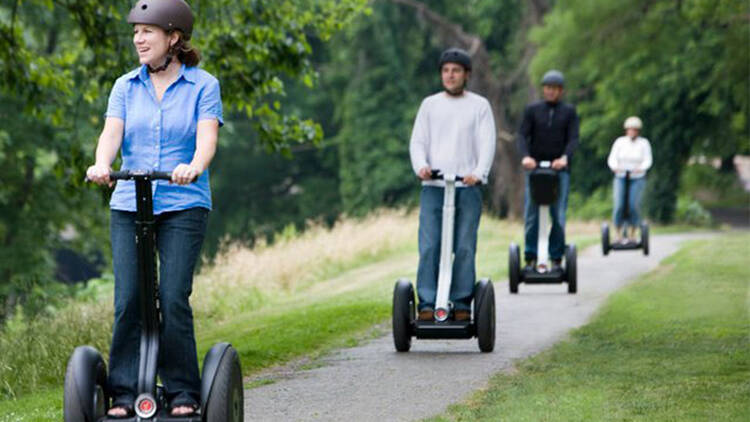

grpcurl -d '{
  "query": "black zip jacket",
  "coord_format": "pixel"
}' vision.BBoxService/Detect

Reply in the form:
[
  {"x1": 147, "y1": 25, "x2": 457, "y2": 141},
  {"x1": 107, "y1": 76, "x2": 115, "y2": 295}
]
[{"x1": 517, "y1": 100, "x2": 579, "y2": 161}]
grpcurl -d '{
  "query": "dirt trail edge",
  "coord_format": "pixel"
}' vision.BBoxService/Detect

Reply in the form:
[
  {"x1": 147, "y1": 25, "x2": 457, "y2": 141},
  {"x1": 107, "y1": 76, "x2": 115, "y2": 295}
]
[{"x1": 244, "y1": 233, "x2": 712, "y2": 421}]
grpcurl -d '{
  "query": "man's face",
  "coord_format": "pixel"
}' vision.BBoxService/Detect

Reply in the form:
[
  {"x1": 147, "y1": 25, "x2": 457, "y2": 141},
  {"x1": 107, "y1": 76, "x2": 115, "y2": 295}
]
[
  {"x1": 542, "y1": 84, "x2": 564, "y2": 103},
  {"x1": 441, "y1": 63, "x2": 469, "y2": 94}
]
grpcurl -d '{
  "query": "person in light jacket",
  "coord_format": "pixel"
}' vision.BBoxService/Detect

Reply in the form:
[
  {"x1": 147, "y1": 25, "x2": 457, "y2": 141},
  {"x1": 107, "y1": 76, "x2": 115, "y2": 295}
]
[{"x1": 607, "y1": 116, "x2": 652, "y2": 243}]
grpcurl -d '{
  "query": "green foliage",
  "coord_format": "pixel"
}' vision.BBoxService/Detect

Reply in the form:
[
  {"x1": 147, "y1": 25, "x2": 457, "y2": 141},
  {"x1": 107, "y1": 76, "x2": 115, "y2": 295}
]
[
  {"x1": 567, "y1": 187, "x2": 612, "y2": 221},
  {"x1": 532, "y1": 0, "x2": 749, "y2": 223},
  {"x1": 674, "y1": 196, "x2": 713, "y2": 226},
  {"x1": 680, "y1": 163, "x2": 750, "y2": 208},
  {"x1": 330, "y1": 2, "x2": 427, "y2": 214}
]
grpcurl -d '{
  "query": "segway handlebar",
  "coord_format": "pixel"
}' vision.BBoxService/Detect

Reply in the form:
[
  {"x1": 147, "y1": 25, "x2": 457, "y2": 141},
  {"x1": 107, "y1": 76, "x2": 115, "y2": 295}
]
[
  {"x1": 109, "y1": 170, "x2": 173, "y2": 181},
  {"x1": 429, "y1": 169, "x2": 482, "y2": 185}
]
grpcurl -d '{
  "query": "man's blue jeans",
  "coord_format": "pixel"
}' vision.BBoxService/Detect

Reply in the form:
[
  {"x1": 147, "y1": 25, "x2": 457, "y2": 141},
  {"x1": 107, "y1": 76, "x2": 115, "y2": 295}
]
[
  {"x1": 108, "y1": 207, "x2": 207, "y2": 408},
  {"x1": 523, "y1": 171, "x2": 570, "y2": 262},
  {"x1": 613, "y1": 176, "x2": 646, "y2": 229},
  {"x1": 417, "y1": 185, "x2": 481, "y2": 312}
]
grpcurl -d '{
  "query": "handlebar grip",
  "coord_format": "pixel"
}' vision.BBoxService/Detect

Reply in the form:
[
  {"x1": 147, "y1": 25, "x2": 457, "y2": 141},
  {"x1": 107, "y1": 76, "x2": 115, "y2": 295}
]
[
  {"x1": 151, "y1": 171, "x2": 173, "y2": 180},
  {"x1": 428, "y1": 170, "x2": 480, "y2": 184},
  {"x1": 109, "y1": 170, "x2": 130, "y2": 180}
]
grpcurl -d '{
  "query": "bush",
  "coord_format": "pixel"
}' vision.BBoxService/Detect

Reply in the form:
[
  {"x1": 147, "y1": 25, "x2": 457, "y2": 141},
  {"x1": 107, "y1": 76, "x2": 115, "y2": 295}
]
[
  {"x1": 568, "y1": 187, "x2": 613, "y2": 221},
  {"x1": 674, "y1": 196, "x2": 714, "y2": 226},
  {"x1": 680, "y1": 163, "x2": 749, "y2": 208}
]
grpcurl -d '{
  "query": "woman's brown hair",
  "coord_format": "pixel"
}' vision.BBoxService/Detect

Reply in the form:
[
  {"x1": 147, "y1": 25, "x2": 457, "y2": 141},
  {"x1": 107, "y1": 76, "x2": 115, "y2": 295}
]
[{"x1": 171, "y1": 30, "x2": 200, "y2": 67}]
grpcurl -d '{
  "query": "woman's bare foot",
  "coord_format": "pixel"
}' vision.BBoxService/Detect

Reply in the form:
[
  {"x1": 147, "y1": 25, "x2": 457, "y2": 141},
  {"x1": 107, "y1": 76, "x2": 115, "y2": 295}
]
[
  {"x1": 171, "y1": 405, "x2": 198, "y2": 416},
  {"x1": 107, "y1": 406, "x2": 130, "y2": 417}
]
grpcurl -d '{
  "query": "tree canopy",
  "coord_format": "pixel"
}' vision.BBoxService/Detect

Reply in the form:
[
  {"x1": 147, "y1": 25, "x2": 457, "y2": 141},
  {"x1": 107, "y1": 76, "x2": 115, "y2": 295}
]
[{"x1": 531, "y1": 0, "x2": 749, "y2": 221}]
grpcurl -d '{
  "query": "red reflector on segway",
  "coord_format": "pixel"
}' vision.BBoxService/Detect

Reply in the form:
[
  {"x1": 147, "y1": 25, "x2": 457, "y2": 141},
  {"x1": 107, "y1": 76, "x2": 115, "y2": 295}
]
[
  {"x1": 436, "y1": 309, "x2": 447, "y2": 319},
  {"x1": 139, "y1": 399, "x2": 153, "y2": 412},
  {"x1": 135, "y1": 394, "x2": 158, "y2": 418}
]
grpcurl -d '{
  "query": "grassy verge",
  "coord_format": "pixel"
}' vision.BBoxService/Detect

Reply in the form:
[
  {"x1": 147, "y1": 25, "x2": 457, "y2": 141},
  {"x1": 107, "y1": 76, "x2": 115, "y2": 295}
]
[
  {"x1": 428, "y1": 233, "x2": 750, "y2": 422},
  {"x1": 0, "y1": 213, "x2": 600, "y2": 420}
]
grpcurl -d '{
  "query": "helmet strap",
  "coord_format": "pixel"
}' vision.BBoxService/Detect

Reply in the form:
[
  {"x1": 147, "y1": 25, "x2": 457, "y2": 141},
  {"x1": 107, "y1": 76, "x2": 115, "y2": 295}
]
[
  {"x1": 147, "y1": 33, "x2": 181, "y2": 73},
  {"x1": 148, "y1": 54, "x2": 173, "y2": 73}
]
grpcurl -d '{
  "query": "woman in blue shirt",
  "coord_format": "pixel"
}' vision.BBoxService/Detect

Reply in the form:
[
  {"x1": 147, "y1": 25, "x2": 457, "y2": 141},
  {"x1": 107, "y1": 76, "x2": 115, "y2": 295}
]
[{"x1": 86, "y1": 0, "x2": 222, "y2": 417}]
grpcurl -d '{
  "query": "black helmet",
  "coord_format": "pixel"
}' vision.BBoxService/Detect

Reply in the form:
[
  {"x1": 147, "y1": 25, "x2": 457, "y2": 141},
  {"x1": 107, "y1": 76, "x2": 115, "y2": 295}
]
[
  {"x1": 541, "y1": 70, "x2": 565, "y2": 87},
  {"x1": 439, "y1": 48, "x2": 472, "y2": 71},
  {"x1": 128, "y1": 0, "x2": 194, "y2": 37}
]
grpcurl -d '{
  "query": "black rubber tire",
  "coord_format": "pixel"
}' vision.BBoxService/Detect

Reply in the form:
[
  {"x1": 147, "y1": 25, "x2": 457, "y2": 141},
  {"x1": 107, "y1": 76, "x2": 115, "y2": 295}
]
[
  {"x1": 474, "y1": 279, "x2": 496, "y2": 352},
  {"x1": 63, "y1": 346, "x2": 108, "y2": 422},
  {"x1": 392, "y1": 279, "x2": 415, "y2": 352},
  {"x1": 508, "y1": 243, "x2": 520, "y2": 294},
  {"x1": 641, "y1": 222, "x2": 649, "y2": 256},
  {"x1": 601, "y1": 223, "x2": 610, "y2": 256},
  {"x1": 566, "y1": 244, "x2": 577, "y2": 294},
  {"x1": 204, "y1": 347, "x2": 244, "y2": 422}
]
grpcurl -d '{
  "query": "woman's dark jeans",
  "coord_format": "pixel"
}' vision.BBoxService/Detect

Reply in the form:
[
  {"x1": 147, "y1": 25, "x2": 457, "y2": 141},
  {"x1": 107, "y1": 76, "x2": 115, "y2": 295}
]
[{"x1": 108, "y1": 207, "x2": 208, "y2": 408}]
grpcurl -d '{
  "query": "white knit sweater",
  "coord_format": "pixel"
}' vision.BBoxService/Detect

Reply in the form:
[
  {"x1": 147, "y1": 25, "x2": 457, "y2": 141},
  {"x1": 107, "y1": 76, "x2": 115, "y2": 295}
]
[
  {"x1": 409, "y1": 91, "x2": 496, "y2": 187},
  {"x1": 607, "y1": 136, "x2": 652, "y2": 178}
]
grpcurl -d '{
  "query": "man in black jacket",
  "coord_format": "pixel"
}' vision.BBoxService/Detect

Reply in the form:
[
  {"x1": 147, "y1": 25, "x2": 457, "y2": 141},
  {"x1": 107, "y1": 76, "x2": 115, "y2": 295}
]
[{"x1": 518, "y1": 70, "x2": 579, "y2": 271}]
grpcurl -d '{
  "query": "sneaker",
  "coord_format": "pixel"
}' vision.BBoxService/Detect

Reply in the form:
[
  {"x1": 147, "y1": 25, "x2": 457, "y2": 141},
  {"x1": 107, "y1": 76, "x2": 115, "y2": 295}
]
[
  {"x1": 454, "y1": 310, "x2": 471, "y2": 321},
  {"x1": 524, "y1": 259, "x2": 536, "y2": 272},
  {"x1": 551, "y1": 259, "x2": 563, "y2": 272},
  {"x1": 418, "y1": 307, "x2": 434, "y2": 321}
]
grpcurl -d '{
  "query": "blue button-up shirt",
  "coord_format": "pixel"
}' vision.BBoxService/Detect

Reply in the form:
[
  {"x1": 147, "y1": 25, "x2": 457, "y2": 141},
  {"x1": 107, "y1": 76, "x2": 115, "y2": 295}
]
[{"x1": 105, "y1": 64, "x2": 223, "y2": 214}]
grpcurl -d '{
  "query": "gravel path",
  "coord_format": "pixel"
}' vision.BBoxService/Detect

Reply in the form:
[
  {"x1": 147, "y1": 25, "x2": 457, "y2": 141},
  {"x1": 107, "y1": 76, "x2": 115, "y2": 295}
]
[{"x1": 244, "y1": 233, "x2": 710, "y2": 421}]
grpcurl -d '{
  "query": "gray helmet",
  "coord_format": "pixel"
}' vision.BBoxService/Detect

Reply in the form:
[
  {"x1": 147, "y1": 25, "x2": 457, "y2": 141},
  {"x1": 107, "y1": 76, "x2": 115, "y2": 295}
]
[
  {"x1": 541, "y1": 70, "x2": 565, "y2": 87},
  {"x1": 439, "y1": 48, "x2": 472, "y2": 71},
  {"x1": 128, "y1": 0, "x2": 194, "y2": 37}
]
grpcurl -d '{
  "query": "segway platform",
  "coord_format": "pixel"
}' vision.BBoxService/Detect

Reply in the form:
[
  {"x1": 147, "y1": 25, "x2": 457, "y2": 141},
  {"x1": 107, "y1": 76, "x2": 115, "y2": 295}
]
[
  {"x1": 601, "y1": 221, "x2": 649, "y2": 256},
  {"x1": 414, "y1": 319, "x2": 474, "y2": 339},
  {"x1": 99, "y1": 412, "x2": 201, "y2": 422},
  {"x1": 521, "y1": 268, "x2": 565, "y2": 283}
]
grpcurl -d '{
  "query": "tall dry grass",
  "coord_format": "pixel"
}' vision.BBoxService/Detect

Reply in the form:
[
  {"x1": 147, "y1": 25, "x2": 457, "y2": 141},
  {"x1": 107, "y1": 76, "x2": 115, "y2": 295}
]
[{"x1": 192, "y1": 209, "x2": 418, "y2": 322}]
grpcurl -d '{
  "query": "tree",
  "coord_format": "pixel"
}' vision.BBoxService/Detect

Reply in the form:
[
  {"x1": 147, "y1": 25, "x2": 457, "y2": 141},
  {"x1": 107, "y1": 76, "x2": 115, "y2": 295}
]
[{"x1": 531, "y1": 0, "x2": 749, "y2": 222}]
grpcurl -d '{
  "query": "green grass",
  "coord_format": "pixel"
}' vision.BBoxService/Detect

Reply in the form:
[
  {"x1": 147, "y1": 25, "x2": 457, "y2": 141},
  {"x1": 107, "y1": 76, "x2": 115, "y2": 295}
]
[{"x1": 428, "y1": 233, "x2": 750, "y2": 422}]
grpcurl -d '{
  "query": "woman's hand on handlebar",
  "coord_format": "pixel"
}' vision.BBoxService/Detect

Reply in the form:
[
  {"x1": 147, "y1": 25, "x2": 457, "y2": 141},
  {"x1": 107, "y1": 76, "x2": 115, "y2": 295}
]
[
  {"x1": 86, "y1": 163, "x2": 113, "y2": 186},
  {"x1": 463, "y1": 175, "x2": 480, "y2": 186},
  {"x1": 418, "y1": 166, "x2": 432, "y2": 181},
  {"x1": 172, "y1": 163, "x2": 201, "y2": 185}
]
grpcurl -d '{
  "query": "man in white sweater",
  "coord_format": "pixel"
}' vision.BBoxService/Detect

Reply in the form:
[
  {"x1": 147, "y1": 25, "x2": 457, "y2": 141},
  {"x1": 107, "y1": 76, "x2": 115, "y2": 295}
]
[{"x1": 409, "y1": 48, "x2": 496, "y2": 322}]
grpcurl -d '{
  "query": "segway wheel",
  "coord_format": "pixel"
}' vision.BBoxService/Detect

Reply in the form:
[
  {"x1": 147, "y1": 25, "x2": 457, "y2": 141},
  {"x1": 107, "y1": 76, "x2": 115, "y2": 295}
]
[
  {"x1": 508, "y1": 243, "x2": 520, "y2": 294},
  {"x1": 204, "y1": 346, "x2": 244, "y2": 422},
  {"x1": 474, "y1": 279, "x2": 496, "y2": 352},
  {"x1": 392, "y1": 279, "x2": 415, "y2": 352},
  {"x1": 601, "y1": 223, "x2": 610, "y2": 256},
  {"x1": 566, "y1": 244, "x2": 577, "y2": 294},
  {"x1": 641, "y1": 223, "x2": 649, "y2": 256},
  {"x1": 64, "y1": 346, "x2": 109, "y2": 422}
]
